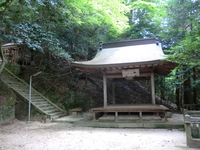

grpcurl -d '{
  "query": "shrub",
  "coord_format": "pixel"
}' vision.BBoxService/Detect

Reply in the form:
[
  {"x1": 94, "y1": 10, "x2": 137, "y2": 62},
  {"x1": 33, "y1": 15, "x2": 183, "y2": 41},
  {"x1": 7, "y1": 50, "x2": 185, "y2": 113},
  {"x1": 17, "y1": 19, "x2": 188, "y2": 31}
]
[{"x1": 64, "y1": 90, "x2": 95, "y2": 112}]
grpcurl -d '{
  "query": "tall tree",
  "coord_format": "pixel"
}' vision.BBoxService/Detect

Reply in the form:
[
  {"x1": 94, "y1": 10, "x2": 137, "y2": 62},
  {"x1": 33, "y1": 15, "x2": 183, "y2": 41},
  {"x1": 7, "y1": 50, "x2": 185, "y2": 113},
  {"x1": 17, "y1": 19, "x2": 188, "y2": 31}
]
[
  {"x1": 120, "y1": 0, "x2": 164, "y2": 39},
  {"x1": 60, "y1": 0, "x2": 129, "y2": 60},
  {"x1": 165, "y1": 0, "x2": 200, "y2": 105},
  {"x1": 0, "y1": 0, "x2": 72, "y2": 70},
  {"x1": 0, "y1": 0, "x2": 130, "y2": 65}
]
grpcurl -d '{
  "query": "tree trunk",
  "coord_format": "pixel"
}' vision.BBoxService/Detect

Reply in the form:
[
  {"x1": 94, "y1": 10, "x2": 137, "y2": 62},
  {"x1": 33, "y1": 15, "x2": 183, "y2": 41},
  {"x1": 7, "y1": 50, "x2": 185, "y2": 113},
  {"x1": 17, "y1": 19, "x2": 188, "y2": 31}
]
[
  {"x1": 160, "y1": 77, "x2": 165, "y2": 104},
  {"x1": 176, "y1": 88, "x2": 181, "y2": 111},
  {"x1": 192, "y1": 67, "x2": 197, "y2": 104},
  {"x1": 0, "y1": 40, "x2": 6, "y2": 74},
  {"x1": 175, "y1": 71, "x2": 181, "y2": 111},
  {"x1": 183, "y1": 77, "x2": 192, "y2": 104}
]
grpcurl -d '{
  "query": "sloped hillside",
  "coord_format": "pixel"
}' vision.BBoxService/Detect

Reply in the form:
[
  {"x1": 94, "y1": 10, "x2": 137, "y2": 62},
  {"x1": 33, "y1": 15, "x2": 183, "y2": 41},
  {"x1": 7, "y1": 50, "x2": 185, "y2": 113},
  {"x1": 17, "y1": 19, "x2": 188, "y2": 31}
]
[
  {"x1": 2, "y1": 53, "x2": 174, "y2": 113},
  {"x1": 18, "y1": 60, "x2": 160, "y2": 112}
]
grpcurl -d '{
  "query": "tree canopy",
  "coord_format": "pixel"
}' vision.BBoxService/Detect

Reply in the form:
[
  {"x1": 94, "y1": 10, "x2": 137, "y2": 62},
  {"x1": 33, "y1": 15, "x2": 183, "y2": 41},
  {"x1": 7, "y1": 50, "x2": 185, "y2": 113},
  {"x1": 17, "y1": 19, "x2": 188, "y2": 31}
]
[{"x1": 0, "y1": 0, "x2": 200, "y2": 108}]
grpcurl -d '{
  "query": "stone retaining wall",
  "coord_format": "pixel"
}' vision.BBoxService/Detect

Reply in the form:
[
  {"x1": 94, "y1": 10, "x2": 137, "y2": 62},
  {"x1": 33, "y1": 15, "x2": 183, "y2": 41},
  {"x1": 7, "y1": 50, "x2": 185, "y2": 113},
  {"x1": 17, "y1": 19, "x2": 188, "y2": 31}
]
[{"x1": 0, "y1": 105, "x2": 15, "y2": 125}]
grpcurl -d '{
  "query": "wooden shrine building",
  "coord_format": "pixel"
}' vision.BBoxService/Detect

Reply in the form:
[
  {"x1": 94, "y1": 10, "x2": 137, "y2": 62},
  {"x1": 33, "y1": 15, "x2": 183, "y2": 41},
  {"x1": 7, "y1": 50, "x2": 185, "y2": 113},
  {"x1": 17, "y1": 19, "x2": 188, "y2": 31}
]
[
  {"x1": 72, "y1": 37, "x2": 176, "y2": 121},
  {"x1": 1, "y1": 43, "x2": 19, "y2": 63}
]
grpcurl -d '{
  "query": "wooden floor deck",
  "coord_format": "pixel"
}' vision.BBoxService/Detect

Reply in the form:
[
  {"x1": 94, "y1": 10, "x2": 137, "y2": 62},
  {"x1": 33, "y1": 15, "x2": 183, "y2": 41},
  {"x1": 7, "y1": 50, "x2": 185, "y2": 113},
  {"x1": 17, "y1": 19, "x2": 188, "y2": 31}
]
[{"x1": 91, "y1": 104, "x2": 169, "y2": 121}]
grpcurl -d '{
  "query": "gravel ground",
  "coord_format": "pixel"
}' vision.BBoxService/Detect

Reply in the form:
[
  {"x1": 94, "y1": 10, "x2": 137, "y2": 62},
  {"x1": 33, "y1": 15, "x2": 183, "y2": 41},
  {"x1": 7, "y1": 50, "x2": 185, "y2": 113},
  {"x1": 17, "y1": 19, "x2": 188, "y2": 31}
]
[{"x1": 0, "y1": 120, "x2": 199, "y2": 150}]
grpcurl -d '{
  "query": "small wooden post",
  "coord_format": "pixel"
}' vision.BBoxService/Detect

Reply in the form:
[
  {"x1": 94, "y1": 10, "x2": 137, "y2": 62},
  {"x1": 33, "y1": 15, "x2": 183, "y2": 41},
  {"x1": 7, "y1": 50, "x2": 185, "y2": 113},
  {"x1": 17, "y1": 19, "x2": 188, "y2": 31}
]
[
  {"x1": 185, "y1": 115, "x2": 192, "y2": 146},
  {"x1": 164, "y1": 111, "x2": 167, "y2": 122},
  {"x1": 93, "y1": 112, "x2": 96, "y2": 121},
  {"x1": 151, "y1": 72, "x2": 156, "y2": 105},
  {"x1": 112, "y1": 81, "x2": 116, "y2": 104},
  {"x1": 139, "y1": 111, "x2": 142, "y2": 121},
  {"x1": 115, "y1": 112, "x2": 118, "y2": 121},
  {"x1": 103, "y1": 73, "x2": 107, "y2": 107}
]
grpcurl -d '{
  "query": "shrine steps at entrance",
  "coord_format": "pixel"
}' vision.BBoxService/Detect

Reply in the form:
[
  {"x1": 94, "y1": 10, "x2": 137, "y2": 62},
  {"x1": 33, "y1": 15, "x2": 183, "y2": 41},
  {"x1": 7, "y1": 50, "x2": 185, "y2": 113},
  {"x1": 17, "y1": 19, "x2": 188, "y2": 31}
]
[
  {"x1": 91, "y1": 104, "x2": 170, "y2": 122},
  {"x1": 54, "y1": 113, "x2": 184, "y2": 129},
  {"x1": 98, "y1": 113, "x2": 162, "y2": 122},
  {"x1": 0, "y1": 68, "x2": 66, "y2": 120},
  {"x1": 74, "y1": 120, "x2": 184, "y2": 129}
]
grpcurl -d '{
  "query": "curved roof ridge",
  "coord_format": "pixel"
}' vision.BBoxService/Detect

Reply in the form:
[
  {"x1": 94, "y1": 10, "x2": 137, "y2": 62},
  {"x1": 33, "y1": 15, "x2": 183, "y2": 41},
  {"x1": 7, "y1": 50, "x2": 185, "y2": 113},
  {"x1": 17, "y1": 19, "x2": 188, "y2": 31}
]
[
  {"x1": 72, "y1": 38, "x2": 166, "y2": 67},
  {"x1": 103, "y1": 37, "x2": 159, "y2": 49}
]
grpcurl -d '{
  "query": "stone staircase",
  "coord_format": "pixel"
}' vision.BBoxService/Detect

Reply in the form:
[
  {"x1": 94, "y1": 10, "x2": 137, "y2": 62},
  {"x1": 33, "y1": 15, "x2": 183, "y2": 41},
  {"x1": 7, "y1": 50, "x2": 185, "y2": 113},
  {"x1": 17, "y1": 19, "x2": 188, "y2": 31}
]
[{"x1": 0, "y1": 68, "x2": 66, "y2": 120}]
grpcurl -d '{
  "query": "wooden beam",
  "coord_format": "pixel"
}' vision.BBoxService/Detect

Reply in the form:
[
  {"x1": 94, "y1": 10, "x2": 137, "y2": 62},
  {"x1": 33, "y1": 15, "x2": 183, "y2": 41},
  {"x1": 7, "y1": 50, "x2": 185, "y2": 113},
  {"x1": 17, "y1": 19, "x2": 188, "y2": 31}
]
[
  {"x1": 147, "y1": 64, "x2": 153, "y2": 67},
  {"x1": 117, "y1": 67, "x2": 122, "y2": 70},
  {"x1": 103, "y1": 73, "x2": 107, "y2": 107},
  {"x1": 123, "y1": 66, "x2": 128, "y2": 69},
  {"x1": 106, "y1": 74, "x2": 123, "y2": 78},
  {"x1": 106, "y1": 73, "x2": 152, "y2": 78},
  {"x1": 112, "y1": 81, "x2": 116, "y2": 104},
  {"x1": 151, "y1": 72, "x2": 156, "y2": 104},
  {"x1": 128, "y1": 66, "x2": 134, "y2": 68},
  {"x1": 112, "y1": 67, "x2": 117, "y2": 70},
  {"x1": 105, "y1": 70, "x2": 121, "y2": 74}
]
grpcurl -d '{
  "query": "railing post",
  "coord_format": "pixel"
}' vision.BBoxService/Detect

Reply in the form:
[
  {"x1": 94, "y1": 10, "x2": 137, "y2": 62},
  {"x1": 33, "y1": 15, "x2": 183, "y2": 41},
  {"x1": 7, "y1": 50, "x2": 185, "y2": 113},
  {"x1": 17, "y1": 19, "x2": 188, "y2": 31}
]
[{"x1": 185, "y1": 114, "x2": 191, "y2": 147}]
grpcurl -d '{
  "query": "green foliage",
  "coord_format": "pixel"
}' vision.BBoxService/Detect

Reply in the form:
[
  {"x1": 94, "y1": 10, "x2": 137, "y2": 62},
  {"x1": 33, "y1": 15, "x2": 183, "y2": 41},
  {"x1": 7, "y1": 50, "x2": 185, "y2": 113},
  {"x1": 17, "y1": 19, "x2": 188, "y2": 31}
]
[
  {"x1": 0, "y1": 81, "x2": 16, "y2": 106},
  {"x1": 1, "y1": 0, "x2": 131, "y2": 61},
  {"x1": 1, "y1": 0, "x2": 200, "y2": 106},
  {"x1": 165, "y1": 10, "x2": 200, "y2": 90},
  {"x1": 5, "y1": 63, "x2": 21, "y2": 75},
  {"x1": 168, "y1": 40, "x2": 200, "y2": 66},
  {"x1": 64, "y1": 0, "x2": 129, "y2": 37},
  {"x1": 59, "y1": 0, "x2": 130, "y2": 59},
  {"x1": 167, "y1": 31, "x2": 200, "y2": 66},
  {"x1": 159, "y1": 0, "x2": 200, "y2": 104},
  {"x1": 64, "y1": 90, "x2": 95, "y2": 111},
  {"x1": 160, "y1": 0, "x2": 199, "y2": 49},
  {"x1": 0, "y1": 0, "x2": 71, "y2": 59},
  {"x1": 155, "y1": 76, "x2": 176, "y2": 103},
  {"x1": 120, "y1": 0, "x2": 163, "y2": 39}
]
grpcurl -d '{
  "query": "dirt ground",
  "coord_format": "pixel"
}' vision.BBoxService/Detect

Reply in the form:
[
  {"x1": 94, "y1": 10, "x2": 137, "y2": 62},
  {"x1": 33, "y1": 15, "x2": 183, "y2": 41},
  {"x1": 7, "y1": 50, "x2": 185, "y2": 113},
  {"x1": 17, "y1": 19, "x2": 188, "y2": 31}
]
[{"x1": 0, "y1": 119, "x2": 199, "y2": 150}]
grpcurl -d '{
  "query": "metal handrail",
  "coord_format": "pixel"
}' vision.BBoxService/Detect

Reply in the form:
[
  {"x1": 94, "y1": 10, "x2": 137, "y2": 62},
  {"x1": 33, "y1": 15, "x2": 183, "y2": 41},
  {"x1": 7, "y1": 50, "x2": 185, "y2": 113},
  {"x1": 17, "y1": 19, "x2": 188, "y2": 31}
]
[
  {"x1": 3, "y1": 67, "x2": 65, "y2": 113},
  {"x1": 183, "y1": 104, "x2": 200, "y2": 110}
]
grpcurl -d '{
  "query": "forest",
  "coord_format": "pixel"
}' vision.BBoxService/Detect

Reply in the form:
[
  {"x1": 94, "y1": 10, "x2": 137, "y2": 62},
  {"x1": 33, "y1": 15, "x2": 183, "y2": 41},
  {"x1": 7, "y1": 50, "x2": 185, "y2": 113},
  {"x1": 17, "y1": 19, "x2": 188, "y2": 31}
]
[{"x1": 0, "y1": 0, "x2": 200, "y2": 112}]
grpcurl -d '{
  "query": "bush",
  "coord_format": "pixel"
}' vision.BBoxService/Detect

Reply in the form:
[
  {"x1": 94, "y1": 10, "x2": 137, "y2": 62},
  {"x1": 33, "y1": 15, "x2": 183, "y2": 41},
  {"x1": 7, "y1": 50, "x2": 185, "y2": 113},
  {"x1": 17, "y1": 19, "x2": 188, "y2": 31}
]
[
  {"x1": 64, "y1": 90, "x2": 95, "y2": 112},
  {"x1": 0, "y1": 81, "x2": 16, "y2": 106},
  {"x1": 5, "y1": 63, "x2": 21, "y2": 75}
]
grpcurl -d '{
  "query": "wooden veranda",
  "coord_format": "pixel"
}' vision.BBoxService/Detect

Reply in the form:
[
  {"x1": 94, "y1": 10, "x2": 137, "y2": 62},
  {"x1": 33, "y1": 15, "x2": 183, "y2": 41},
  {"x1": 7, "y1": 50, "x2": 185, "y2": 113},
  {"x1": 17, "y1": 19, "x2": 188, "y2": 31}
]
[{"x1": 91, "y1": 104, "x2": 169, "y2": 121}]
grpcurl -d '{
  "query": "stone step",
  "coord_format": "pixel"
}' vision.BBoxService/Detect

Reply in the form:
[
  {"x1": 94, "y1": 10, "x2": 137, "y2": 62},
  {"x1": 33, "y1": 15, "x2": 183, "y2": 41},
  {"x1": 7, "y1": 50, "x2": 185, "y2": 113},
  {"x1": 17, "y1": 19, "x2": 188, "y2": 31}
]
[
  {"x1": 4, "y1": 78, "x2": 23, "y2": 82},
  {"x1": 1, "y1": 69, "x2": 65, "y2": 121},
  {"x1": 22, "y1": 93, "x2": 42, "y2": 96},
  {"x1": 51, "y1": 114, "x2": 63, "y2": 120},
  {"x1": 16, "y1": 90, "x2": 29, "y2": 93},
  {"x1": 32, "y1": 99, "x2": 48, "y2": 102},
  {"x1": 22, "y1": 94, "x2": 43, "y2": 99},
  {"x1": 32, "y1": 100, "x2": 49, "y2": 104},
  {"x1": 33, "y1": 103, "x2": 51, "y2": 107},
  {"x1": 32, "y1": 100, "x2": 49, "y2": 103},
  {"x1": 41, "y1": 106, "x2": 57, "y2": 111},
  {"x1": 44, "y1": 109, "x2": 60, "y2": 114},
  {"x1": 10, "y1": 85, "x2": 28, "y2": 89},
  {"x1": 49, "y1": 112, "x2": 63, "y2": 118},
  {"x1": 31, "y1": 98, "x2": 46, "y2": 102}
]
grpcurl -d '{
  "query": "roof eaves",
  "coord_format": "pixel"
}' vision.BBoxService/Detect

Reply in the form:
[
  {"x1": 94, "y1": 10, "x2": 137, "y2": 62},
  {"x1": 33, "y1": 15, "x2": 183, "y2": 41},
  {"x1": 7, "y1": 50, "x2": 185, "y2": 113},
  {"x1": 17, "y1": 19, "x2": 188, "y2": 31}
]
[{"x1": 71, "y1": 59, "x2": 167, "y2": 69}]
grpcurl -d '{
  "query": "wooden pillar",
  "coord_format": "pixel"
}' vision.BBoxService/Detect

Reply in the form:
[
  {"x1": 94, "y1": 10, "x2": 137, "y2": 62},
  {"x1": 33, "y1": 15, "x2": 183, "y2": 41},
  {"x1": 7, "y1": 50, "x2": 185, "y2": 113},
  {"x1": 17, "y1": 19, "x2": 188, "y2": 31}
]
[
  {"x1": 103, "y1": 73, "x2": 107, "y2": 107},
  {"x1": 112, "y1": 81, "x2": 116, "y2": 104},
  {"x1": 151, "y1": 72, "x2": 156, "y2": 104}
]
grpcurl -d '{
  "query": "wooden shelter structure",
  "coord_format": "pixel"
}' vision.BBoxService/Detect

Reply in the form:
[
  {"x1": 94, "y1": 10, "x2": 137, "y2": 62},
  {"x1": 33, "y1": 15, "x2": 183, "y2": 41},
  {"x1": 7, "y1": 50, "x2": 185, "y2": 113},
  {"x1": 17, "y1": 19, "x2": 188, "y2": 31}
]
[
  {"x1": 72, "y1": 37, "x2": 176, "y2": 121},
  {"x1": 1, "y1": 42, "x2": 30, "y2": 65},
  {"x1": 1, "y1": 43, "x2": 19, "y2": 63}
]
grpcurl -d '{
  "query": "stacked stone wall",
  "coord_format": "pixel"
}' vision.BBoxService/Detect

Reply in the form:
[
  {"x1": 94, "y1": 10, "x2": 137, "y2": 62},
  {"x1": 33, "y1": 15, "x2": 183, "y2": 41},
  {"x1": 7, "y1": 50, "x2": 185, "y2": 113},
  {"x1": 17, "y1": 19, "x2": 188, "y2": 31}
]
[{"x1": 0, "y1": 105, "x2": 15, "y2": 125}]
